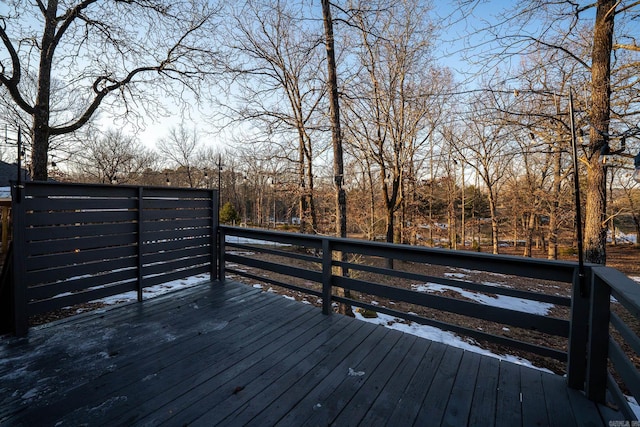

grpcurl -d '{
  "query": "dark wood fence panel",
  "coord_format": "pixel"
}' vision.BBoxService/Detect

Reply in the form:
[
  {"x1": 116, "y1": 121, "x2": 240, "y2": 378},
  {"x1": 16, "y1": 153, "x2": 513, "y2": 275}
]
[
  {"x1": 140, "y1": 187, "x2": 214, "y2": 288},
  {"x1": 11, "y1": 182, "x2": 218, "y2": 335}
]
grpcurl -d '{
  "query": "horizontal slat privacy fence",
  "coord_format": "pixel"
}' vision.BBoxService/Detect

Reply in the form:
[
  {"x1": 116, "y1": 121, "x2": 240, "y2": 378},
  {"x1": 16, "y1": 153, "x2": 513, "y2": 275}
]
[{"x1": 11, "y1": 182, "x2": 218, "y2": 335}]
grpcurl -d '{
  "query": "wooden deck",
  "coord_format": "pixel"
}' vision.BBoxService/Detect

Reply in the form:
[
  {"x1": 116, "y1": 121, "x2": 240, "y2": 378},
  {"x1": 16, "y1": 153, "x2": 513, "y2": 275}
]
[{"x1": 0, "y1": 281, "x2": 612, "y2": 426}]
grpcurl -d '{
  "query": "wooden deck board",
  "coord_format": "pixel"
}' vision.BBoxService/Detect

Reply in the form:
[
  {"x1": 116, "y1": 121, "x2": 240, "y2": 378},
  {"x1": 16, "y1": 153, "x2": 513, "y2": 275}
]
[
  {"x1": 106, "y1": 304, "x2": 321, "y2": 425},
  {"x1": 268, "y1": 323, "x2": 389, "y2": 426},
  {"x1": 495, "y1": 359, "x2": 523, "y2": 427},
  {"x1": 414, "y1": 345, "x2": 465, "y2": 426},
  {"x1": 0, "y1": 280, "x2": 611, "y2": 426},
  {"x1": 198, "y1": 315, "x2": 361, "y2": 426},
  {"x1": 357, "y1": 337, "x2": 432, "y2": 426},
  {"x1": 384, "y1": 340, "x2": 449, "y2": 426},
  {"x1": 159, "y1": 311, "x2": 351, "y2": 425},
  {"x1": 7, "y1": 285, "x2": 286, "y2": 425},
  {"x1": 329, "y1": 333, "x2": 418, "y2": 425},
  {"x1": 441, "y1": 350, "x2": 483, "y2": 427},
  {"x1": 540, "y1": 371, "x2": 579, "y2": 427},
  {"x1": 521, "y1": 365, "x2": 550, "y2": 426},
  {"x1": 302, "y1": 330, "x2": 402, "y2": 426},
  {"x1": 468, "y1": 354, "x2": 500, "y2": 427}
]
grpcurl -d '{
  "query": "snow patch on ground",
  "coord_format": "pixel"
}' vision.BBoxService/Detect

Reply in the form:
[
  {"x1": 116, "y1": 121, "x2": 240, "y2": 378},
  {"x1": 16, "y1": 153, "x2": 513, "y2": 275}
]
[
  {"x1": 412, "y1": 283, "x2": 554, "y2": 316},
  {"x1": 354, "y1": 311, "x2": 552, "y2": 372},
  {"x1": 482, "y1": 281, "x2": 512, "y2": 288},
  {"x1": 89, "y1": 274, "x2": 209, "y2": 306}
]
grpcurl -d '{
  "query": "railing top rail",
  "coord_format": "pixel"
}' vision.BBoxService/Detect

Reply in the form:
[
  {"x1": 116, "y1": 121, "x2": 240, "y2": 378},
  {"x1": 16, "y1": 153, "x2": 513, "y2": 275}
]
[
  {"x1": 14, "y1": 180, "x2": 216, "y2": 195},
  {"x1": 220, "y1": 225, "x2": 581, "y2": 283},
  {"x1": 593, "y1": 265, "x2": 640, "y2": 318}
]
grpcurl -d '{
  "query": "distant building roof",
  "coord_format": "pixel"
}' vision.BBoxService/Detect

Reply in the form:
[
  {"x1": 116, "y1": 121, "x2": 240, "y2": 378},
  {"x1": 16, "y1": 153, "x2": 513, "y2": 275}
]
[{"x1": 0, "y1": 161, "x2": 30, "y2": 187}]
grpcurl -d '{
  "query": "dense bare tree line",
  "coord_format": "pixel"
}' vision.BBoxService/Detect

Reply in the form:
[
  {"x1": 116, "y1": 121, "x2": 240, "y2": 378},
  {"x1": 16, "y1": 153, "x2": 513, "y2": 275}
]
[{"x1": 1, "y1": 0, "x2": 639, "y2": 262}]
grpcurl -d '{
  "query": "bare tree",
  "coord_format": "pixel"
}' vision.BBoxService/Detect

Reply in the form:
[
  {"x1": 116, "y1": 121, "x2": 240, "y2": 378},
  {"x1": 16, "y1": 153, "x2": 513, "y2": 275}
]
[
  {"x1": 584, "y1": 0, "x2": 616, "y2": 264},
  {"x1": 0, "y1": 1, "x2": 220, "y2": 180},
  {"x1": 72, "y1": 128, "x2": 157, "y2": 184},
  {"x1": 157, "y1": 124, "x2": 201, "y2": 188},
  {"x1": 450, "y1": 95, "x2": 515, "y2": 254},
  {"x1": 219, "y1": 0, "x2": 326, "y2": 234},
  {"x1": 321, "y1": 0, "x2": 353, "y2": 316},
  {"x1": 496, "y1": 61, "x2": 580, "y2": 259},
  {"x1": 456, "y1": 0, "x2": 640, "y2": 263},
  {"x1": 343, "y1": 0, "x2": 451, "y2": 258},
  {"x1": 321, "y1": 0, "x2": 347, "y2": 240}
]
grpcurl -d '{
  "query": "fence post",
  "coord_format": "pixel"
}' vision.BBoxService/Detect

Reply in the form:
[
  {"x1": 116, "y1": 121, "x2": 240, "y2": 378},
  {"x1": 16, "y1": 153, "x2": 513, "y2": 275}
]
[
  {"x1": 218, "y1": 226, "x2": 225, "y2": 283},
  {"x1": 136, "y1": 186, "x2": 144, "y2": 302},
  {"x1": 210, "y1": 189, "x2": 218, "y2": 282},
  {"x1": 585, "y1": 268, "x2": 610, "y2": 403},
  {"x1": 11, "y1": 182, "x2": 28, "y2": 336},
  {"x1": 322, "y1": 238, "x2": 332, "y2": 315},
  {"x1": 567, "y1": 266, "x2": 590, "y2": 390},
  {"x1": 2, "y1": 205, "x2": 9, "y2": 254}
]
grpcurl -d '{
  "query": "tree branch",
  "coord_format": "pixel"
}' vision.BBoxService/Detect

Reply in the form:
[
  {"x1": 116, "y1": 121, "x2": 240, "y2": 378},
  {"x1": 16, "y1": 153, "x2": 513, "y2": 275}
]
[
  {"x1": 0, "y1": 23, "x2": 34, "y2": 114},
  {"x1": 50, "y1": 64, "x2": 160, "y2": 135},
  {"x1": 614, "y1": 0, "x2": 640, "y2": 14},
  {"x1": 54, "y1": 0, "x2": 99, "y2": 49},
  {"x1": 614, "y1": 42, "x2": 640, "y2": 51},
  {"x1": 35, "y1": 0, "x2": 46, "y2": 15}
]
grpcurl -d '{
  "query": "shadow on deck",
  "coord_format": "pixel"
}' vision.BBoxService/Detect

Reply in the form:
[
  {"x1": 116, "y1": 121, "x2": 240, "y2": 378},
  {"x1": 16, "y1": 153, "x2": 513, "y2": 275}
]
[{"x1": 0, "y1": 281, "x2": 613, "y2": 426}]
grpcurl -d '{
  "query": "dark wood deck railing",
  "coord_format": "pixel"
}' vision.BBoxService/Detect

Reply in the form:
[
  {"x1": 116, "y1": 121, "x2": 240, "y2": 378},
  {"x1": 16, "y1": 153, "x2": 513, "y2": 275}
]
[
  {"x1": 587, "y1": 266, "x2": 640, "y2": 419},
  {"x1": 220, "y1": 225, "x2": 640, "y2": 418}
]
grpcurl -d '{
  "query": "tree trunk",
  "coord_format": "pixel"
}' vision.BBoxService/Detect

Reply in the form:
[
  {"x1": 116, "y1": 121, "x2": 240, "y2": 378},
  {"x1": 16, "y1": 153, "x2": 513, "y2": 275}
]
[
  {"x1": 367, "y1": 165, "x2": 375, "y2": 240},
  {"x1": 585, "y1": 157, "x2": 607, "y2": 263},
  {"x1": 460, "y1": 170, "x2": 466, "y2": 247},
  {"x1": 321, "y1": 0, "x2": 352, "y2": 316},
  {"x1": 585, "y1": 0, "x2": 615, "y2": 264},
  {"x1": 306, "y1": 165, "x2": 318, "y2": 233},
  {"x1": 488, "y1": 190, "x2": 499, "y2": 254},
  {"x1": 548, "y1": 147, "x2": 561, "y2": 259},
  {"x1": 32, "y1": 0, "x2": 59, "y2": 181},
  {"x1": 448, "y1": 195, "x2": 456, "y2": 249},
  {"x1": 524, "y1": 212, "x2": 535, "y2": 257}
]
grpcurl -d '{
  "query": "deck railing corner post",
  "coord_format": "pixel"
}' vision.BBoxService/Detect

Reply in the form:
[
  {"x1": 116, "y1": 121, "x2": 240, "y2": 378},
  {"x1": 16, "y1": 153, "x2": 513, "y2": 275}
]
[
  {"x1": 322, "y1": 238, "x2": 332, "y2": 315},
  {"x1": 567, "y1": 265, "x2": 590, "y2": 390},
  {"x1": 11, "y1": 182, "x2": 28, "y2": 336},
  {"x1": 585, "y1": 267, "x2": 610, "y2": 403},
  {"x1": 218, "y1": 226, "x2": 225, "y2": 283},
  {"x1": 209, "y1": 190, "x2": 224, "y2": 282}
]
